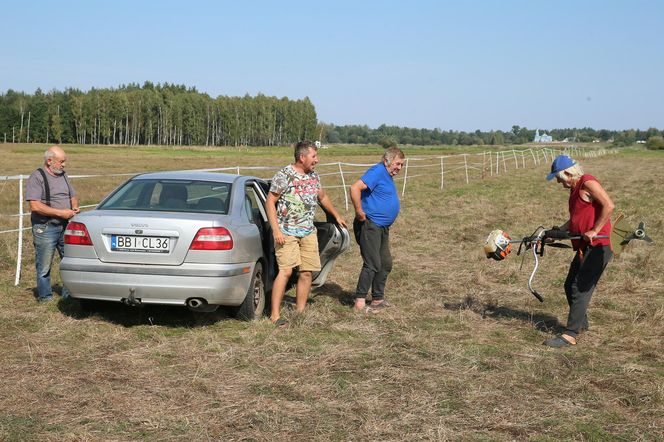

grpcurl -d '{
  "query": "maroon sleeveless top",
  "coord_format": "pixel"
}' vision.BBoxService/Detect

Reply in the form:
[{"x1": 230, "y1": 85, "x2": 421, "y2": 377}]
[{"x1": 568, "y1": 174, "x2": 612, "y2": 250}]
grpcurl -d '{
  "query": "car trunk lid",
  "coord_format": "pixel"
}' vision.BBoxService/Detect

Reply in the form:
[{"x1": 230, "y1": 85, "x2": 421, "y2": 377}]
[{"x1": 81, "y1": 210, "x2": 229, "y2": 265}]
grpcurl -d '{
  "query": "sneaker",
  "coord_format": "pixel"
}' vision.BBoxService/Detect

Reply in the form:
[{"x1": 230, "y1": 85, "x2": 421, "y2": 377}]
[{"x1": 38, "y1": 296, "x2": 54, "y2": 303}]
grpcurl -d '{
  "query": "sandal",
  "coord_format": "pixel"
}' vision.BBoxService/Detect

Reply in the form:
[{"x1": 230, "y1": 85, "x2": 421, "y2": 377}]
[
  {"x1": 543, "y1": 334, "x2": 576, "y2": 348},
  {"x1": 369, "y1": 300, "x2": 393, "y2": 310},
  {"x1": 272, "y1": 318, "x2": 288, "y2": 328},
  {"x1": 353, "y1": 305, "x2": 380, "y2": 314}
]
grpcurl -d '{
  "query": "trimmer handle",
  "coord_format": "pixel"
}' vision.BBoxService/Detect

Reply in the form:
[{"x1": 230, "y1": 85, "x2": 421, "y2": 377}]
[
  {"x1": 543, "y1": 229, "x2": 609, "y2": 241},
  {"x1": 543, "y1": 229, "x2": 570, "y2": 240}
]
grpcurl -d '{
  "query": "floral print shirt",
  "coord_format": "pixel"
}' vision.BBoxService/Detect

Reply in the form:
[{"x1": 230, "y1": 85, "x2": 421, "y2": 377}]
[{"x1": 270, "y1": 164, "x2": 321, "y2": 237}]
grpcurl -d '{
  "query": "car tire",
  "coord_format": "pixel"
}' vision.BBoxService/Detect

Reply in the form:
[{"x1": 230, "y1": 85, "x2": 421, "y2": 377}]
[{"x1": 231, "y1": 262, "x2": 265, "y2": 321}]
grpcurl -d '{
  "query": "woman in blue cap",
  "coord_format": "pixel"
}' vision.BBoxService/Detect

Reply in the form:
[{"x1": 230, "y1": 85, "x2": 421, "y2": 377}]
[{"x1": 544, "y1": 155, "x2": 614, "y2": 348}]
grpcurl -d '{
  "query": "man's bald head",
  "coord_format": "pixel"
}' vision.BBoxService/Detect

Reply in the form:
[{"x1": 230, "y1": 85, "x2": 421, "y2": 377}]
[{"x1": 44, "y1": 146, "x2": 68, "y2": 175}]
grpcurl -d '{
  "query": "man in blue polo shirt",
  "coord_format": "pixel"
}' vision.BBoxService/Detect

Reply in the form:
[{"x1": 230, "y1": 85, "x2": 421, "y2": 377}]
[{"x1": 350, "y1": 146, "x2": 405, "y2": 312}]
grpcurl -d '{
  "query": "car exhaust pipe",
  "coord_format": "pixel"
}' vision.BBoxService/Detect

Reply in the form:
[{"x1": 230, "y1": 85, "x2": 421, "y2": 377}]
[
  {"x1": 186, "y1": 298, "x2": 219, "y2": 312},
  {"x1": 187, "y1": 298, "x2": 204, "y2": 309}
]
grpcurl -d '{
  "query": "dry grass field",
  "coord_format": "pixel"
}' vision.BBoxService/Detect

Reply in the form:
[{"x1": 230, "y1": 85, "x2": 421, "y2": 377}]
[{"x1": 0, "y1": 143, "x2": 662, "y2": 441}]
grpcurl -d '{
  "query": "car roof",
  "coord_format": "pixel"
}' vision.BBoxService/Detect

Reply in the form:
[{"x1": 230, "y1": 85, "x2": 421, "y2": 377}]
[{"x1": 131, "y1": 170, "x2": 263, "y2": 184}]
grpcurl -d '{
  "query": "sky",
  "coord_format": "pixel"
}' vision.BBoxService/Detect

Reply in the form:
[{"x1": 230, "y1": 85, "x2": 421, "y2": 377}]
[{"x1": 1, "y1": 0, "x2": 662, "y2": 132}]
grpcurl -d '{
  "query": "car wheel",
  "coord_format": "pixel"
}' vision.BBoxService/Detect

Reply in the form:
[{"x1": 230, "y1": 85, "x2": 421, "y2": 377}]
[{"x1": 232, "y1": 262, "x2": 265, "y2": 321}]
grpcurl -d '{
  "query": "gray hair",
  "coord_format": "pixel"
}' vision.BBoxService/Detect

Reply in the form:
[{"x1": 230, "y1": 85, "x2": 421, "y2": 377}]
[
  {"x1": 382, "y1": 146, "x2": 405, "y2": 165},
  {"x1": 44, "y1": 149, "x2": 57, "y2": 161},
  {"x1": 556, "y1": 163, "x2": 584, "y2": 180},
  {"x1": 294, "y1": 140, "x2": 317, "y2": 163}
]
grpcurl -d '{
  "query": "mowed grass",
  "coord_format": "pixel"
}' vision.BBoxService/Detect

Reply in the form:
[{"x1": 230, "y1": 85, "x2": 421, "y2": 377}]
[{"x1": 0, "y1": 143, "x2": 662, "y2": 441}]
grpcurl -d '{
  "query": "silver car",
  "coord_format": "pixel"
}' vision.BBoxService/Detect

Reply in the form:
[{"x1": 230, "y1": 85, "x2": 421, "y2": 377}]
[{"x1": 61, "y1": 171, "x2": 350, "y2": 320}]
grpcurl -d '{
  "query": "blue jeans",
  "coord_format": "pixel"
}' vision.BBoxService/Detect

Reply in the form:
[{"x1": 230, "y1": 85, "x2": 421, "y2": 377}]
[{"x1": 32, "y1": 222, "x2": 70, "y2": 300}]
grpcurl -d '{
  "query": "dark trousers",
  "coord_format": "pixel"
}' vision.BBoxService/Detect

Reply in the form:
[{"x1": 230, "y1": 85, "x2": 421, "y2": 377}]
[
  {"x1": 563, "y1": 245, "x2": 612, "y2": 337},
  {"x1": 354, "y1": 218, "x2": 392, "y2": 300}
]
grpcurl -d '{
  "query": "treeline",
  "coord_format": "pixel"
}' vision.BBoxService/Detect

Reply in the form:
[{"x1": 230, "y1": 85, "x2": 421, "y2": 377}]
[
  {"x1": 322, "y1": 124, "x2": 664, "y2": 147},
  {"x1": 0, "y1": 82, "x2": 317, "y2": 146},
  {"x1": 2, "y1": 83, "x2": 662, "y2": 149}
]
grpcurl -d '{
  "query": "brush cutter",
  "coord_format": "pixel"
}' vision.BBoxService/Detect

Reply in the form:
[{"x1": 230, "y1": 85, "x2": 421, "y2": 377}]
[{"x1": 483, "y1": 213, "x2": 653, "y2": 302}]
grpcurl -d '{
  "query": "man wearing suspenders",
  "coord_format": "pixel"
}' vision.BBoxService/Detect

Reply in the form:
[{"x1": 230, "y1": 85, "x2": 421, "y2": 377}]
[{"x1": 25, "y1": 146, "x2": 80, "y2": 302}]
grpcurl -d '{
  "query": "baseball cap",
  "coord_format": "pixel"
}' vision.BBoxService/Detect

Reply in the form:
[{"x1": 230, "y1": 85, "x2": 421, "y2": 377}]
[{"x1": 546, "y1": 155, "x2": 576, "y2": 180}]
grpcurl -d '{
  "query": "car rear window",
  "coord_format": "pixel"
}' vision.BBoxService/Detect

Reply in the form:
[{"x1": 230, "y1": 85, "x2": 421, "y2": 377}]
[{"x1": 98, "y1": 179, "x2": 232, "y2": 214}]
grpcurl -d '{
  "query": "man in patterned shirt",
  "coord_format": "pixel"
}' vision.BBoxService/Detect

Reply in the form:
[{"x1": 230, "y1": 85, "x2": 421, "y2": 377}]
[{"x1": 266, "y1": 140, "x2": 347, "y2": 326}]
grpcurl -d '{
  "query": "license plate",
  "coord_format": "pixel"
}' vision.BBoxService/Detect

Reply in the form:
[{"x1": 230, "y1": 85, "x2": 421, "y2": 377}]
[{"x1": 111, "y1": 235, "x2": 170, "y2": 253}]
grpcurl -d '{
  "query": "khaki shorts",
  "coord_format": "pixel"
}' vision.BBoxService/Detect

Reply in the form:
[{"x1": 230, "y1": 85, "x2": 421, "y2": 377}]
[{"x1": 275, "y1": 232, "x2": 321, "y2": 271}]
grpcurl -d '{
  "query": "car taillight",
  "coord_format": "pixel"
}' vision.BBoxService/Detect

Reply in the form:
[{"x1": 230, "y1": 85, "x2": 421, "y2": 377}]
[
  {"x1": 190, "y1": 227, "x2": 233, "y2": 250},
  {"x1": 64, "y1": 221, "x2": 93, "y2": 246}
]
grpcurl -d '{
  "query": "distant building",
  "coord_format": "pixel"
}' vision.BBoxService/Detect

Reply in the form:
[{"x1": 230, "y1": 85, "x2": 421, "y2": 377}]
[{"x1": 533, "y1": 129, "x2": 553, "y2": 142}]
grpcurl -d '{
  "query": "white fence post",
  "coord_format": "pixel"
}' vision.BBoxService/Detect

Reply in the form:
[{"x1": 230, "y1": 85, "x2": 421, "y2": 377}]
[
  {"x1": 463, "y1": 154, "x2": 469, "y2": 184},
  {"x1": 440, "y1": 157, "x2": 444, "y2": 189},
  {"x1": 489, "y1": 151, "x2": 493, "y2": 176},
  {"x1": 15, "y1": 175, "x2": 23, "y2": 286},
  {"x1": 512, "y1": 149, "x2": 518, "y2": 169},
  {"x1": 482, "y1": 151, "x2": 485, "y2": 178},
  {"x1": 401, "y1": 157, "x2": 409, "y2": 196},
  {"x1": 338, "y1": 162, "x2": 349, "y2": 211}
]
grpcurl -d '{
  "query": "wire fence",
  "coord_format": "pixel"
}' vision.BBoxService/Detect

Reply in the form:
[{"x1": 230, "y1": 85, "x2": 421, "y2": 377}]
[{"x1": 0, "y1": 145, "x2": 612, "y2": 286}]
